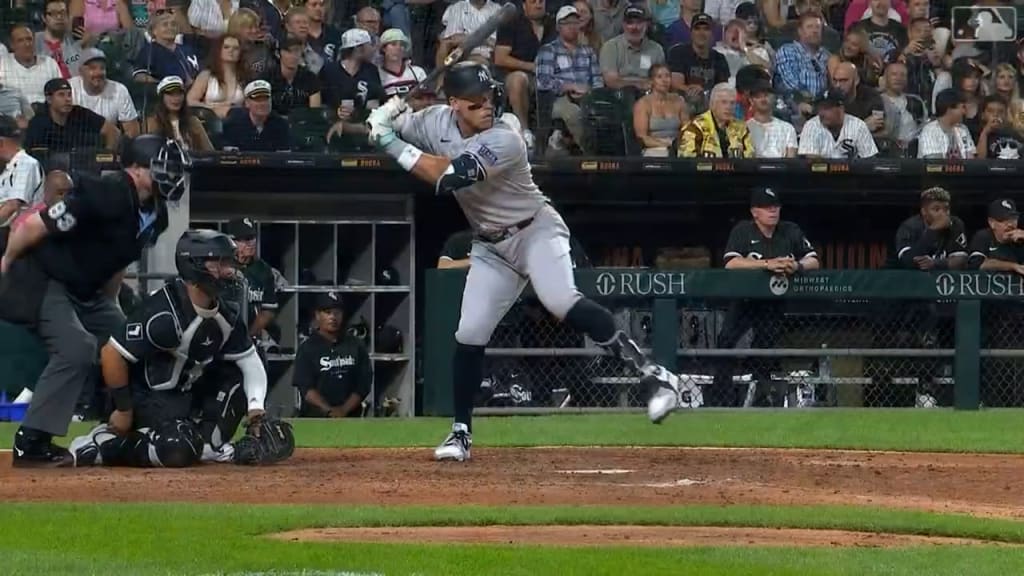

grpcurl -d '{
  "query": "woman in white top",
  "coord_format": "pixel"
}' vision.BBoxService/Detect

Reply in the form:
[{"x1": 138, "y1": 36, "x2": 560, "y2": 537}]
[
  {"x1": 187, "y1": 34, "x2": 246, "y2": 118},
  {"x1": 188, "y1": 0, "x2": 239, "y2": 36}
]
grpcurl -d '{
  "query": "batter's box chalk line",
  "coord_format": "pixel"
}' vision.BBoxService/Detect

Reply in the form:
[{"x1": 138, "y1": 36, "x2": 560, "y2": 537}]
[
  {"x1": 199, "y1": 571, "x2": 419, "y2": 576},
  {"x1": 556, "y1": 469, "x2": 635, "y2": 475}
]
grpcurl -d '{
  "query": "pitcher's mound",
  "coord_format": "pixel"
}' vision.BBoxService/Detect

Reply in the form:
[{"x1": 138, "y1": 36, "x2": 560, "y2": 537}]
[{"x1": 269, "y1": 525, "x2": 1012, "y2": 548}]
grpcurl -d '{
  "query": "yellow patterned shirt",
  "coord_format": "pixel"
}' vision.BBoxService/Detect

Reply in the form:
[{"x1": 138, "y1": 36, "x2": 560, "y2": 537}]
[{"x1": 677, "y1": 110, "x2": 755, "y2": 159}]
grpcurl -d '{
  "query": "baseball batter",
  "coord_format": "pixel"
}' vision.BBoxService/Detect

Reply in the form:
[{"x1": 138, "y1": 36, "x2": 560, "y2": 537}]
[{"x1": 368, "y1": 61, "x2": 693, "y2": 462}]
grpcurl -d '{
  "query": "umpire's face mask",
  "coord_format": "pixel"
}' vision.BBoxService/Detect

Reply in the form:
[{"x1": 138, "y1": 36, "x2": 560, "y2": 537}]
[{"x1": 151, "y1": 140, "x2": 192, "y2": 203}]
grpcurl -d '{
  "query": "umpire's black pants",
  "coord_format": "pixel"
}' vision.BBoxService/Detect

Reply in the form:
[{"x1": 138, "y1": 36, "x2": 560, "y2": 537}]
[{"x1": 22, "y1": 280, "x2": 123, "y2": 437}]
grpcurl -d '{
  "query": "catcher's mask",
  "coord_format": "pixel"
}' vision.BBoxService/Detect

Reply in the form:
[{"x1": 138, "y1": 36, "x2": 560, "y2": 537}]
[{"x1": 175, "y1": 229, "x2": 238, "y2": 298}]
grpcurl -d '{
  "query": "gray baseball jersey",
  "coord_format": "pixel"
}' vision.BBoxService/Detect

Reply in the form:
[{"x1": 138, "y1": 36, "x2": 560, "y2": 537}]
[{"x1": 397, "y1": 105, "x2": 549, "y2": 234}]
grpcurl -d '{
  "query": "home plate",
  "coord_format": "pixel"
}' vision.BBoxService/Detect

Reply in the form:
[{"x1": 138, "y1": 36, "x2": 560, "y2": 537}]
[{"x1": 557, "y1": 469, "x2": 635, "y2": 475}]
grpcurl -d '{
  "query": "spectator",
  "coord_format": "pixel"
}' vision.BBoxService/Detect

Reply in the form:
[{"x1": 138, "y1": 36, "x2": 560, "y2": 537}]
[
  {"x1": 992, "y1": 63, "x2": 1022, "y2": 117},
  {"x1": 665, "y1": 0, "x2": 721, "y2": 47},
  {"x1": 188, "y1": 34, "x2": 247, "y2": 118},
  {"x1": 968, "y1": 199, "x2": 1024, "y2": 272},
  {"x1": 225, "y1": 217, "x2": 278, "y2": 340},
  {"x1": 880, "y1": 61, "x2": 922, "y2": 149},
  {"x1": 828, "y1": 28, "x2": 881, "y2": 89},
  {"x1": 222, "y1": 79, "x2": 291, "y2": 151},
  {"x1": 145, "y1": 75, "x2": 214, "y2": 151},
  {"x1": 304, "y1": 0, "x2": 342, "y2": 64},
  {"x1": 24, "y1": 77, "x2": 119, "y2": 151},
  {"x1": 239, "y1": 0, "x2": 288, "y2": 45},
  {"x1": 599, "y1": 5, "x2": 664, "y2": 94},
  {"x1": 973, "y1": 96, "x2": 1024, "y2": 161},
  {"x1": 667, "y1": 12, "x2": 728, "y2": 97},
  {"x1": 918, "y1": 88, "x2": 974, "y2": 159},
  {"x1": 632, "y1": 63, "x2": 687, "y2": 157},
  {"x1": 267, "y1": 35, "x2": 322, "y2": 115},
  {"x1": 494, "y1": 0, "x2": 554, "y2": 142},
  {"x1": 894, "y1": 186, "x2": 967, "y2": 271},
  {"x1": 229, "y1": 9, "x2": 274, "y2": 80},
  {"x1": 284, "y1": 6, "x2": 324, "y2": 74},
  {"x1": 898, "y1": 16, "x2": 940, "y2": 109},
  {"x1": 438, "y1": 0, "x2": 501, "y2": 67},
  {"x1": 378, "y1": 29, "x2": 424, "y2": 99},
  {"x1": 797, "y1": 89, "x2": 878, "y2": 159},
  {"x1": 292, "y1": 291, "x2": 371, "y2": 418},
  {"x1": 932, "y1": 58, "x2": 986, "y2": 125},
  {"x1": 11, "y1": 169, "x2": 71, "y2": 232},
  {"x1": 829, "y1": 61, "x2": 885, "y2": 135},
  {"x1": 677, "y1": 83, "x2": 753, "y2": 158},
  {"x1": 734, "y1": 3, "x2": 775, "y2": 70},
  {"x1": 536, "y1": 5, "x2": 602, "y2": 154},
  {"x1": 705, "y1": 0, "x2": 749, "y2": 27},
  {"x1": 354, "y1": 6, "x2": 382, "y2": 40},
  {"x1": 69, "y1": 0, "x2": 133, "y2": 36},
  {"x1": 188, "y1": 0, "x2": 239, "y2": 36},
  {"x1": 35, "y1": 0, "x2": 90, "y2": 79},
  {"x1": 437, "y1": 229, "x2": 473, "y2": 268},
  {"x1": 746, "y1": 80, "x2": 798, "y2": 157},
  {"x1": 1, "y1": 25, "x2": 63, "y2": 105},
  {"x1": 843, "y1": 0, "x2": 907, "y2": 32},
  {"x1": 713, "y1": 19, "x2": 758, "y2": 82},
  {"x1": 378, "y1": 0, "x2": 411, "y2": 40},
  {"x1": 774, "y1": 12, "x2": 830, "y2": 111},
  {"x1": 713, "y1": 186, "x2": 819, "y2": 407},
  {"x1": 650, "y1": 0, "x2": 680, "y2": 29},
  {"x1": 849, "y1": 0, "x2": 907, "y2": 64},
  {"x1": 575, "y1": 0, "x2": 602, "y2": 52},
  {"x1": 775, "y1": 0, "x2": 841, "y2": 54},
  {"x1": 0, "y1": 84, "x2": 34, "y2": 131},
  {"x1": 321, "y1": 28, "x2": 384, "y2": 141},
  {"x1": 0, "y1": 116, "x2": 43, "y2": 230},
  {"x1": 592, "y1": 0, "x2": 626, "y2": 42},
  {"x1": 132, "y1": 12, "x2": 200, "y2": 85},
  {"x1": 69, "y1": 48, "x2": 140, "y2": 137}
]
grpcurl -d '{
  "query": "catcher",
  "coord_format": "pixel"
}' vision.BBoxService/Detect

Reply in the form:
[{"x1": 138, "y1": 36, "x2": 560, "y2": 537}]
[{"x1": 67, "y1": 229, "x2": 294, "y2": 468}]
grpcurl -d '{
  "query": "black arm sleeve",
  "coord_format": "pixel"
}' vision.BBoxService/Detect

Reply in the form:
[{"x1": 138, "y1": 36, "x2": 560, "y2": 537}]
[{"x1": 967, "y1": 230, "x2": 989, "y2": 269}]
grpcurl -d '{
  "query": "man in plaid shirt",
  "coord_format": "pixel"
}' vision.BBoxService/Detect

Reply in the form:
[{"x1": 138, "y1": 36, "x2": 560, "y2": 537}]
[
  {"x1": 536, "y1": 5, "x2": 603, "y2": 153},
  {"x1": 774, "y1": 12, "x2": 830, "y2": 116}
]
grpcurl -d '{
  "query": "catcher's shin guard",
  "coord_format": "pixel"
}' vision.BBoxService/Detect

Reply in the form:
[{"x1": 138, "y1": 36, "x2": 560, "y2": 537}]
[
  {"x1": 198, "y1": 380, "x2": 247, "y2": 450},
  {"x1": 98, "y1": 420, "x2": 202, "y2": 468}
]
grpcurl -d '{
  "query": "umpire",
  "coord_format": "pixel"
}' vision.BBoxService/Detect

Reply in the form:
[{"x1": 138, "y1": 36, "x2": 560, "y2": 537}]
[
  {"x1": 293, "y1": 291, "x2": 372, "y2": 417},
  {"x1": 0, "y1": 135, "x2": 191, "y2": 467},
  {"x1": 711, "y1": 187, "x2": 820, "y2": 407}
]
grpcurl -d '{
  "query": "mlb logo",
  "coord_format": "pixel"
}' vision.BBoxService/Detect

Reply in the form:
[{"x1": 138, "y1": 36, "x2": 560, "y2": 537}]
[{"x1": 952, "y1": 6, "x2": 1017, "y2": 43}]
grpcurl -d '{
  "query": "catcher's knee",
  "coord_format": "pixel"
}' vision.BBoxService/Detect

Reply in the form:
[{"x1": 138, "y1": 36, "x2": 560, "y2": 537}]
[{"x1": 153, "y1": 419, "x2": 202, "y2": 468}]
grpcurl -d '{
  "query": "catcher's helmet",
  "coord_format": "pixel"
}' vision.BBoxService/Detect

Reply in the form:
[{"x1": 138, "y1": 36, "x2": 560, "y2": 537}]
[
  {"x1": 121, "y1": 135, "x2": 192, "y2": 202},
  {"x1": 176, "y1": 229, "x2": 238, "y2": 296}
]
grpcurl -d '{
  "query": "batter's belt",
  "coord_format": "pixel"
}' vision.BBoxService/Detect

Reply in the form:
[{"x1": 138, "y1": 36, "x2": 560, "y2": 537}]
[{"x1": 475, "y1": 216, "x2": 535, "y2": 244}]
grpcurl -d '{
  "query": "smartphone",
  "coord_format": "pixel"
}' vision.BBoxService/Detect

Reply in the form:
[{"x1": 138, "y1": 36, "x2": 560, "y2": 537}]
[{"x1": 72, "y1": 16, "x2": 85, "y2": 40}]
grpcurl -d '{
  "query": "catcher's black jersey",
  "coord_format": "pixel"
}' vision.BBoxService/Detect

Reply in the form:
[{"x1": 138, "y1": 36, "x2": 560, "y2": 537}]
[
  {"x1": 722, "y1": 221, "x2": 816, "y2": 264},
  {"x1": 893, "y1": 215, "x2": 968, "y2": 267},
  {"x1": 968, "y1": 229, "x2": 1024, "y2": 269},
  {"x1": 107, "y1": 279, "x2": 255, "y2": 392}
]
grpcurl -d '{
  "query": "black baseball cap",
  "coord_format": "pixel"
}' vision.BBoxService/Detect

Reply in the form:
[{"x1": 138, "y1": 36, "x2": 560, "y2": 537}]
[
  {"x1": 691, "y1": 12, "x2": 714, "y2": 28},
  {"x1": 225, "y1": 217, "x2": 257, "y2": 240},
  {"x1": 44, "y1": 78, "x2": 72, "y2": 96},
  {"x1": 751, "y1": 186, "x2": 782, "y2": 207},
  {"x1": 816, "y1": 89, "x2": 845, "y2": 108},
  {"x1": 624, "y1": 4, "x2": 648, "y2": 21},
  {"x1": 735, "y1": 2, "x2": 758, "y2": 20},
  {"x1": 989, "y1": 198, "x2": 1020, "y2": 221},
  {"x1": 0, "y1": 115, "x2": 22, "y2": 139},
  {"x1": 315, "y1": 291, "x2": 344, "y2": 311}
]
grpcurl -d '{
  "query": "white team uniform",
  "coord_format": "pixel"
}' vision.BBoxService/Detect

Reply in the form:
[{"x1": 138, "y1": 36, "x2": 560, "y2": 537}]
[{"x1": 380, "y1": 63, "x2": 427, "y2": 98}]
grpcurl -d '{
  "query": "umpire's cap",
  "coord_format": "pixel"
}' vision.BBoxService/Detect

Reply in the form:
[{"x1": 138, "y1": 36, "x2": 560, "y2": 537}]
[
  {"x1": 444, "y1": 61, "x2": 498, "y2": 99},
  {"x1": 122, "y1": 135, "x2": 192, "y2": 202}
]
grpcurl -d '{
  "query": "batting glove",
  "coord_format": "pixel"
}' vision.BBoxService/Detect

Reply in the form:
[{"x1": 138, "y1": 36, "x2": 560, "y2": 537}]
[{"x1": 367, "y1": 96, "x2": 409, "y2": 148}]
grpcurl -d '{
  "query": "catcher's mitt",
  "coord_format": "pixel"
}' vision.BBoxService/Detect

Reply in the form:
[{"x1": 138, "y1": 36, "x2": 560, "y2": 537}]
[{"x1": 233, "y1": 417, "x2": 295, "y2": 465}]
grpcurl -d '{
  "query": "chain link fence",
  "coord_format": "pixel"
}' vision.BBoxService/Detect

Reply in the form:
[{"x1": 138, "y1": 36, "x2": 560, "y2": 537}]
[{"x1": 476, "y1": 296, "x2": 973, "y2": 411}]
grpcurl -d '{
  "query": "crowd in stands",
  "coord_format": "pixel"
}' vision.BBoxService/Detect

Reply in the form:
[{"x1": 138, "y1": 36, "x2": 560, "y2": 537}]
[{"x1": 0, "y1": 0, "x2": 1022, "y2": 160}]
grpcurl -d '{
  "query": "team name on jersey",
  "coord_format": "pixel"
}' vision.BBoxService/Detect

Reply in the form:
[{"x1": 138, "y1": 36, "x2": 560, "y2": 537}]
[
  {"x1": 248, "y1": 287, "x2": 264, "y2": 303},
  {"x1": 320, "y1": 355, "x2": 355, "y2": 371}
]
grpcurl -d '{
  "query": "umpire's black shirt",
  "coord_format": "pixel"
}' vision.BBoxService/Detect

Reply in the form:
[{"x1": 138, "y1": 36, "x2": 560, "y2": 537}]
[
  {"x1": 723, "y1": 220, "x2": 816, "y2": 264},
  {"x1": 894, "y1": 215, "x2": 968, "y2": 269},
  {"x1": 968, "y1": 228, "x2": 1024, "y2": 269},
  {"x1": 293, "y1": 330, "x2": 371, "y2": 413},
  {"x1": 35, "y1": 171, "x2": 166, "y2": 300}
]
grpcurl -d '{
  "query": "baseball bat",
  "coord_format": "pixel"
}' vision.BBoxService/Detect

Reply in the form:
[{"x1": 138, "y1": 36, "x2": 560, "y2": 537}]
[{"x1": 406, "y1": 2, "x2": 518, "y2": 100}]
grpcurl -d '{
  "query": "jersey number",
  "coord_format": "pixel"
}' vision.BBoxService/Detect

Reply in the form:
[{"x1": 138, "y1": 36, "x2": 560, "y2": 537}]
[{"x1": 47, "y1": 201, "x2": 77, "y2": 232}]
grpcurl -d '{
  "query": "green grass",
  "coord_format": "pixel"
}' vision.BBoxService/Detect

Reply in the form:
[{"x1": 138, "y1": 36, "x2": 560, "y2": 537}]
[
  {"x1": 6, "y1": 410, "x2": 1024, "y2": 452},
  {"x1": 3, "y1": 503, "x2": 1024, "y2": 576}
]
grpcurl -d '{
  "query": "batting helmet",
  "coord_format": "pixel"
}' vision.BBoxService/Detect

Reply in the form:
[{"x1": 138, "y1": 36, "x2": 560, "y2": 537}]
[
  {"x1": 444, "y1": 62, "x2": 505, "y2": 114},
  {"x1": 121, "y1": 135, "x2": 192, "y2": 202},
  {"x1": 176, "y1": 229, "x2": 239, "y2": 297},
  {"x1": 375, "y1": 324, "x2": 404, "y2": 353},
  {"x1": 377, "y1": 266, "x2": 401, "y2": 286}
]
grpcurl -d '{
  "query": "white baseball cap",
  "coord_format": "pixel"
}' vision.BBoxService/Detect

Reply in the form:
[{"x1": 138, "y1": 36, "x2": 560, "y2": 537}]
[
  {"x1": 244, "y1": 79, "x2": 272, "y2": 99},
  {"x1": 555, "y1": 5, "x2": 579, "y2": 22},
  {"x1": 379, "y1": 28, "x2": 410, "y2": 49},
  {"x1": 341, "y1": 28, "x2": 373, "y2": 49},
  {"x1": 157, "y1": 75, "x2": 185, "y2": 94}
]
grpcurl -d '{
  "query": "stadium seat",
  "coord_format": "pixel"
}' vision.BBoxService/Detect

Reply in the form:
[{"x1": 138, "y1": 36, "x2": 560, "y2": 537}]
[
  {"x1": 288, "y1": 107, "x2": 334, "y2": 153},
  {"x1": 581, "y1": 88, "x2": 637, "y2": 156},
  {"x1": 193, "y1": 107, "x2": 225, "y2": 150}
]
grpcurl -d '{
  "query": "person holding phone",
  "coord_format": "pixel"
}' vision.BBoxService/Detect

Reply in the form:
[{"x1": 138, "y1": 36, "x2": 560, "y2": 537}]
[
  {"x1": 34, "y1": 0, "x2": 92, "y2": 78},
  {"x1": 68, "y1": 0, "x2": 134, "y2": 37}
]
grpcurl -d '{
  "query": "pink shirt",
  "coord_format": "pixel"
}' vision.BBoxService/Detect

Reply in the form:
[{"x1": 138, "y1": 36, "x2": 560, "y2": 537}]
[{"x1": 84, "y1": 0, "x2": 121, "y2": 35}]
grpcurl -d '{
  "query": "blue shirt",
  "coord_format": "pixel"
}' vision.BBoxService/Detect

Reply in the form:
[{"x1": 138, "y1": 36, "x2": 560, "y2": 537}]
[
  {"x1": 132, "y1": 41, "x2": 200, "y2": 85},
  {"x1": 774, "y1": 42, "x2": 830, "y2": 98},
  {"x1": 535, "y1": 39, "x2": 603, "y2": 94}
]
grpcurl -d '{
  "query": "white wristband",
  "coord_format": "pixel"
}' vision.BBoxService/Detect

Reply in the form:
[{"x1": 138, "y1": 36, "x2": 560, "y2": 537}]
[{"x1": 396, "y1": 144, "x2": 423, "y2": 172}]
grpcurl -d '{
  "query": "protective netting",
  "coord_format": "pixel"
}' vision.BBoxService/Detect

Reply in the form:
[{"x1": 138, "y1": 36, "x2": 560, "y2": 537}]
[{"x1": 478, "y1": 296, "x2": 970, "y2": 410}]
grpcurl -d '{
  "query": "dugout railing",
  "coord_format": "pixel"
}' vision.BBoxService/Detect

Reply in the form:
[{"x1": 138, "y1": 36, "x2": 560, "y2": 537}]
[{"x1": 421, "y1": 269, "x2": 1024, "y2": 414}]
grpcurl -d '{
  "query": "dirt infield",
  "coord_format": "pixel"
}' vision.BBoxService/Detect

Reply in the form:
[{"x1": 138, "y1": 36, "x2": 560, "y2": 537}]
[
  {"x1": 3, "y1": 447, "x2": 1024, "y2": 522},
  {"x1": 270, "y1": 525, "x2": 1016, "y2": 548}
]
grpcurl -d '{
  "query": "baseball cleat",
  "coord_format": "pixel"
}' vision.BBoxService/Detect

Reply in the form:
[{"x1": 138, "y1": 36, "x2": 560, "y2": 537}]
[
  {"x1": 67, "y1": 424, "x2": 115, "y2": 467},
  {"x1": 434, "y1": 424, "x2": 472, "y2": 462},
  {"x1": 12, "y1": 427, "x2": 72, "y2": 468},
  {"x1": 642, "y1": 365, "x2": 683, "y2": 424}
]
